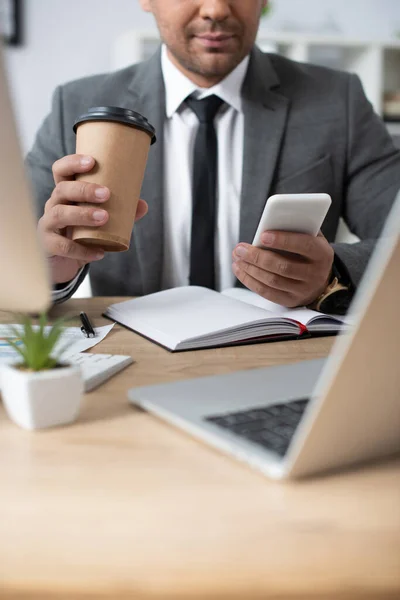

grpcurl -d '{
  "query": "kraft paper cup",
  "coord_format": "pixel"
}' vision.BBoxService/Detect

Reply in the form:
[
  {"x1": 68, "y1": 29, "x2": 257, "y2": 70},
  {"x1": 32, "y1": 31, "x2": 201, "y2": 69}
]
[{"x1": 72, "y1": 106, "x2": 156, "y2": 252}]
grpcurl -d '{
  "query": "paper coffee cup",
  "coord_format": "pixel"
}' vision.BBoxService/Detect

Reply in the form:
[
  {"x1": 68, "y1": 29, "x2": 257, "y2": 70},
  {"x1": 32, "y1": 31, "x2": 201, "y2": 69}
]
[{"x1": 72, "y1": 106, "x2": 156, "y2": 252}]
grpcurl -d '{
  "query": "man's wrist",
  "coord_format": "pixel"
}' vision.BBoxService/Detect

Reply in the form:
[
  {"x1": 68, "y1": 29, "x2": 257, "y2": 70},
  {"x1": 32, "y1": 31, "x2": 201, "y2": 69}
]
[
  {"x1": 52, "y1": 267, "x2": 87, "y2": 303},
  {"x1": 307, "y1": 255, "x2": 354, "y2": 315}
]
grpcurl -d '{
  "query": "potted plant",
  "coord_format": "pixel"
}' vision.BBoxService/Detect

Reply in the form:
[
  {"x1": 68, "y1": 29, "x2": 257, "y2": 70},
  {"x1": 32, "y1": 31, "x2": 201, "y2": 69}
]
[{"x1": 1, "y1": 314, "x2": 83, "y2": 430}]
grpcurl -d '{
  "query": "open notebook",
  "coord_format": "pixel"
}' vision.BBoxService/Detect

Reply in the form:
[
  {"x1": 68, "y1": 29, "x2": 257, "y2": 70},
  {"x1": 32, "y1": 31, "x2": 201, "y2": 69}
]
[{"x1": 104, "y1": 286, "x2": 348, "y2": 352}]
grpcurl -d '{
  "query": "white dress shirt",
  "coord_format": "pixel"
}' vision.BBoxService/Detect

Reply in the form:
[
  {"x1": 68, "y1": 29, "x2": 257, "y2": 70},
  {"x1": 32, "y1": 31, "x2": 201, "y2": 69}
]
[{"x1": 161, "y1": 46, "x2": 249, "y2": 291}]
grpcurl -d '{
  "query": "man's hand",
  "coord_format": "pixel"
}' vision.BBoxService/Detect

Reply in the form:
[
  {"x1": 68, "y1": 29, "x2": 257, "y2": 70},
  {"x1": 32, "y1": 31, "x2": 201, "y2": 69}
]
[
  {"x1": 232, "y1": 230, "x2": 334, "y2": 308},
  {"x1": 38, "y1": 154, "x2": 148, "y2": 285}
]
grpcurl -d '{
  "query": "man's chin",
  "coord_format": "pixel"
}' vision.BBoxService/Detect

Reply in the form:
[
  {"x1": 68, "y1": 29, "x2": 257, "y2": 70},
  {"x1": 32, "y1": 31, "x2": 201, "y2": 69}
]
[{"x1": 191, "y1": 52, "x2": 243, "y2": 79}]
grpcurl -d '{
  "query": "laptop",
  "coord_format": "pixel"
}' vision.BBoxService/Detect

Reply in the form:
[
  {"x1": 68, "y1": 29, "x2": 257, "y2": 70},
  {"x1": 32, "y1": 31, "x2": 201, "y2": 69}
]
[
  {"x1": 129, "y1": 190, "x2": 400, "y2": 479},
  {"x1": 0, "y1": 43, "x2": 50, "y2": 313}
]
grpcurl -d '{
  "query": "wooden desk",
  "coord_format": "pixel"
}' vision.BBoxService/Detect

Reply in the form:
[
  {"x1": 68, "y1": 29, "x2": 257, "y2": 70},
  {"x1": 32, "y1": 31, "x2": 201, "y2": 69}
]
[{"x1": 0, "y1": 298, "x2": 399, "y2": 600}]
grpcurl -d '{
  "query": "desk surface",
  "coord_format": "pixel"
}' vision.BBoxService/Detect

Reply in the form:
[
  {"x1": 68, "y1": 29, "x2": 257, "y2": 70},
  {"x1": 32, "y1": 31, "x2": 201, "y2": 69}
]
[{"x1": 0, "y1": 298, "x2": 399, "y2": 600}]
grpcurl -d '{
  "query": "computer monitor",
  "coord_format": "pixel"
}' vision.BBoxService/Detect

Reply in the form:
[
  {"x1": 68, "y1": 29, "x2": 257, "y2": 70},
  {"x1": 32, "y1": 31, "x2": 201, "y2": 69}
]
[{"x1": 0, "y1": 43, "x2": 50, "y2": 313}]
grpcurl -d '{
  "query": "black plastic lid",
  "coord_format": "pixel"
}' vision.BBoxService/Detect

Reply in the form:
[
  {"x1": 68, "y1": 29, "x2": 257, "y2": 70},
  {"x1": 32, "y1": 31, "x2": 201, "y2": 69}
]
[{"x1": 73, "y1": 106, "x2": 156, "y2": 144}]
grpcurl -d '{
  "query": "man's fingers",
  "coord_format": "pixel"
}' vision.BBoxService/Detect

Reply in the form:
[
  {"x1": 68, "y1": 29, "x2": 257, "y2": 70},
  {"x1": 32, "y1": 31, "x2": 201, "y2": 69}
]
[
  {"x1": 233, "y1": 245, "x2": 311, "y2": 282},
  {"x1": 41, "y1": 204, "x2": 109, "y2": 231},
  {"x1": 232, "y1": 264, "x2": 297, "y2": 307},
  {"x1": 259, "y1": 230, "x2": 317, "y2": 258},
  {"x1": 46, "y1": 180, "x2": 110, "y2": 210},
  {"x1": 52, "y1": 154, "x2": 95, "y2": 184},
  {"x1": 233, "y1": 260, "x2": 304, "y2": 294},
  {"x1": 135, "y1": 199, "x2": 148, "y2": 222},
  {"x1": 45, "y1": 233, "x2": 105, "y2": 263}
]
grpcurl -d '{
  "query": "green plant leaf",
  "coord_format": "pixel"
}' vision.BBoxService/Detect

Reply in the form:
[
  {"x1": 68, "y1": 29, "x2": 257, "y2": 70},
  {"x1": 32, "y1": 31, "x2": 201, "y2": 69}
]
[
  {"x1": 6, "y1": 338, "x2": 28, "y2": 363},
  {"x1": 4, "y1": 314, "x2": 70, "y2": 371},
  {"x1": 45, "y1": 320, "x2": 66, "y2": 351},
  {"x1": 262, "y1": 3, "x2": 272, "y2": 17}
]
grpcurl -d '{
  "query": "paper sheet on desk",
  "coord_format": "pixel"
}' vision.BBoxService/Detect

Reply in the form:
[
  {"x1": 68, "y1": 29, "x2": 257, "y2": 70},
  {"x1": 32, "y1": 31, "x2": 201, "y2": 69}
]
[
  {"x1": 61, "y1": 325, "x2": 115, "y2": 358},
  {"x1": 0, "y1": 324, "x2": 115, "y2": 366}
]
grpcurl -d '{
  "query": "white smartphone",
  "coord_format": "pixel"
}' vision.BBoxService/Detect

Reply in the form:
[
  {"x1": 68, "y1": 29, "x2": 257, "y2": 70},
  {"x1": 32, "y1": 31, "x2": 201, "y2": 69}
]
[{"x1": 252, "y1": 193, "x2": 332, "y2": 247}]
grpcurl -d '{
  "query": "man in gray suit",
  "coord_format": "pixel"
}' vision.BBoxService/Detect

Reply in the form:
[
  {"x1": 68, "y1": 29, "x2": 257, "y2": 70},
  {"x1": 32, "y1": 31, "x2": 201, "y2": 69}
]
[{"x1": 30, "y1": 0, "x2": 400, "y2": 312}]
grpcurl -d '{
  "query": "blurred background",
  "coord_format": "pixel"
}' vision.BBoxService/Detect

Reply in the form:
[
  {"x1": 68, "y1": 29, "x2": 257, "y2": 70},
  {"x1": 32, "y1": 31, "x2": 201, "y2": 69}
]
[{"x1": 2, "y1": 0, "x2": 400, "y2": 152}]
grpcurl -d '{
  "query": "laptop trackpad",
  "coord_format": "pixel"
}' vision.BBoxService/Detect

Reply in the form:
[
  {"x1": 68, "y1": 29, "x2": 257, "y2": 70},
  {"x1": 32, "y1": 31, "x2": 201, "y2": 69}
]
[{"x1": 129, "y1": 358, "x2": 326, "y2": 419}]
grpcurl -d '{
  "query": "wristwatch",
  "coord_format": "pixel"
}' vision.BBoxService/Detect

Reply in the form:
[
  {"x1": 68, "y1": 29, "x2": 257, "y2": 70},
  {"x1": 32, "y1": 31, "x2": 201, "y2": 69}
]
[{"x1": 308, "y1": 256, "x2": 354, "y2": 315}]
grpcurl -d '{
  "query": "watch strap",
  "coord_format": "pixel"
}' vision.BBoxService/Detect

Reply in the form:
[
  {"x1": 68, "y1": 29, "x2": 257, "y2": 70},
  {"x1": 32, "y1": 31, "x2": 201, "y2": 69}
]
[{"x1": 307, "y1": 253, "x2": 354, "y2": 314}]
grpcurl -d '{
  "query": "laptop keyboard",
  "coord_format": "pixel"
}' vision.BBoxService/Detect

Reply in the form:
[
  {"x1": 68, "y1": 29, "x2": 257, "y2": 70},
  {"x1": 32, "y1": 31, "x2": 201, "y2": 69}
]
[{"x1": 204, "y1": 398, "x2": 309, "y2": 457}]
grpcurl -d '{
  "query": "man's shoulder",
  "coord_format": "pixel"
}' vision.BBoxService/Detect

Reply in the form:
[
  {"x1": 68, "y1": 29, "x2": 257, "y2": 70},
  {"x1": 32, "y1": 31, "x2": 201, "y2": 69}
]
[
  {"x1": 51, "y1": 54, "x2": 161, "y2": 138},
  {"x1": 59, "y1": 61, "x2": 146, "y2": 101}
]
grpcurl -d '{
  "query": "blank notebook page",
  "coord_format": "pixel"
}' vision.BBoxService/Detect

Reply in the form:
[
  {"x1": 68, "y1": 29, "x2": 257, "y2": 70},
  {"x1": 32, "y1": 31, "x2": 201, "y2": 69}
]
[{"x1": 107, "y1": 286, "x2": 277, "y2": 347}]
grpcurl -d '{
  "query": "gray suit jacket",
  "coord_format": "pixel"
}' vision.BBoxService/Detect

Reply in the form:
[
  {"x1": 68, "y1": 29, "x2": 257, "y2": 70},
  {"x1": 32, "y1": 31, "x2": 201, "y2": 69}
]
[{"x1": 27, "y1": 46, "x2": 400, "y2": 298}]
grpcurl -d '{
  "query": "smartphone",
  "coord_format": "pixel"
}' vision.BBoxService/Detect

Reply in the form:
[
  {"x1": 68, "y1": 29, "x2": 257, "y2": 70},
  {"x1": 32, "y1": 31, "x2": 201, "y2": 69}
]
[{"x1": 252, "y1": 193, "x2": 332, "y2": 248}]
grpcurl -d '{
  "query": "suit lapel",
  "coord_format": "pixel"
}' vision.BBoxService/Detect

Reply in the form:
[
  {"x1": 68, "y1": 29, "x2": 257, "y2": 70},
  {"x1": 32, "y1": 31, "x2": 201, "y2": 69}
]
[
  {"x1": 239, "y1": 48, "x2": 290, "y2": 244},
  {"x1": 126, "y1": 50, "x2": 165, "y2": 294}
]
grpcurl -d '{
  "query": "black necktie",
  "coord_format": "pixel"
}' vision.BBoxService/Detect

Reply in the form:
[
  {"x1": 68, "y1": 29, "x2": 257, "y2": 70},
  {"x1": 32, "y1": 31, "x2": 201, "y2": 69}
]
[{"x1": 185, "y1": 94, "x2": 224, "y2": 289}]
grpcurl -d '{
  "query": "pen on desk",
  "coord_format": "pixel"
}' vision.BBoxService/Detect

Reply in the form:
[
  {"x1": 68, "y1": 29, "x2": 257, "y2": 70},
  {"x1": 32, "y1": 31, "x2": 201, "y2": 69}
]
[{"x1": 80, "y1": 312, "x2": 96, "y2": 338}]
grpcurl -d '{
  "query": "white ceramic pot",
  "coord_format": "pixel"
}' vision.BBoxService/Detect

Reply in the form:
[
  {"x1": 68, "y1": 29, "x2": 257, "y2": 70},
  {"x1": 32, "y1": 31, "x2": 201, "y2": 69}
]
[{"x1": 1, "y1": 362, "x2": 83, "y2": 430}]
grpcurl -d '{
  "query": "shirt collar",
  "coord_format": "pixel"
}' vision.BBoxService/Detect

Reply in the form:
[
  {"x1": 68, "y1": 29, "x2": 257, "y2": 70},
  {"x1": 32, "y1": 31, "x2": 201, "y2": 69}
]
[{"x1": 161, "y1": 44, "x2": 250, "y2": 117}]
